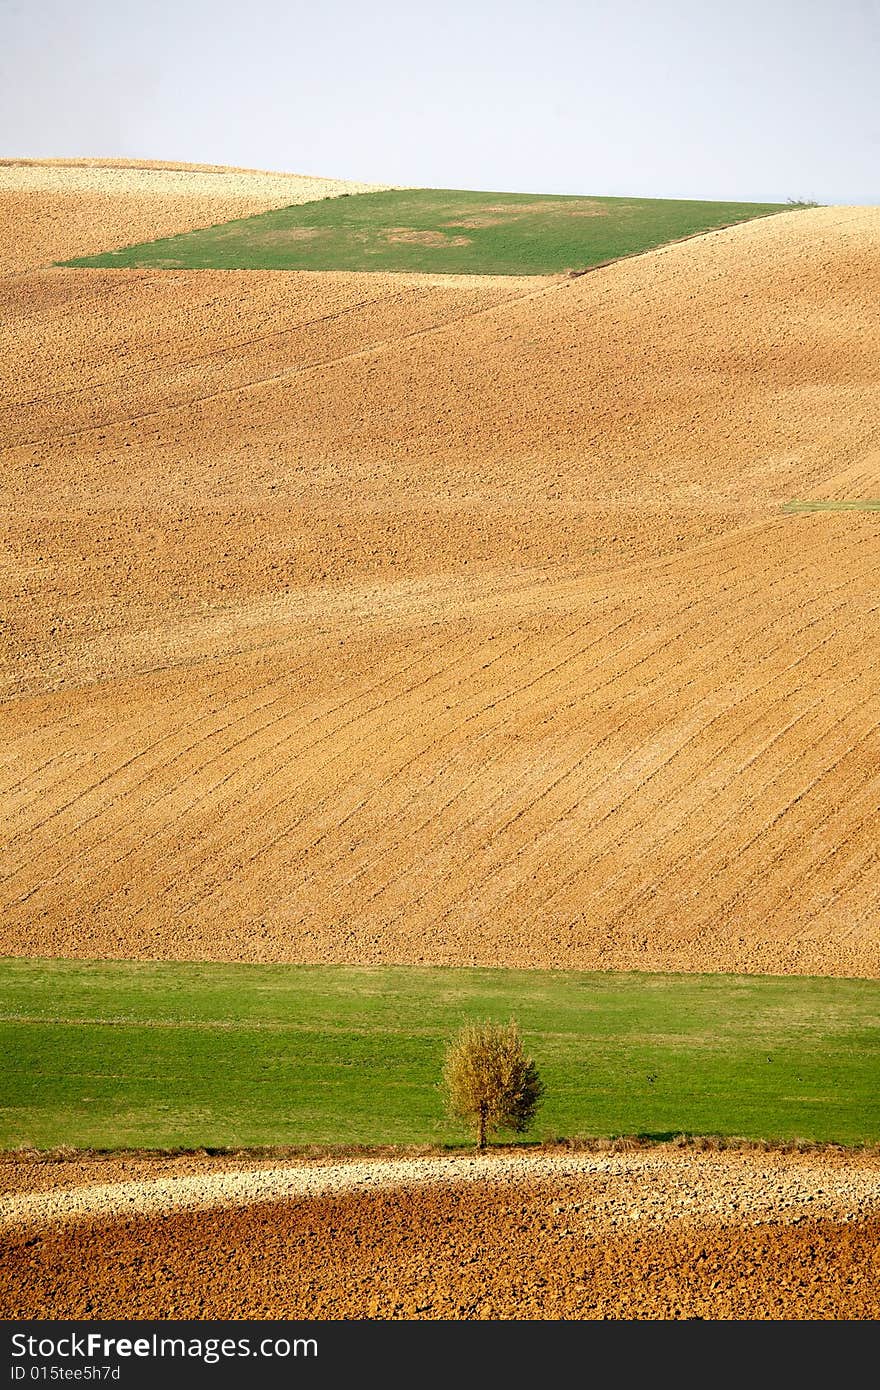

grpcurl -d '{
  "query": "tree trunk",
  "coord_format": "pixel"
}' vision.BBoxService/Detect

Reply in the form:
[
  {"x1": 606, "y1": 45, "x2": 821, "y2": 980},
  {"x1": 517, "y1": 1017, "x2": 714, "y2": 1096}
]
[{"x1": 477, "y1": 1102, "x2": 487, "y2": 1151}]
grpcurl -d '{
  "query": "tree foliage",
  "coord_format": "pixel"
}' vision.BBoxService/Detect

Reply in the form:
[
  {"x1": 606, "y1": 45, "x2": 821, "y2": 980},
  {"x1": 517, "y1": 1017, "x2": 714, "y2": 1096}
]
[{"x1": 441, "y1": 1019, "x2": 544, "y2": 1149}]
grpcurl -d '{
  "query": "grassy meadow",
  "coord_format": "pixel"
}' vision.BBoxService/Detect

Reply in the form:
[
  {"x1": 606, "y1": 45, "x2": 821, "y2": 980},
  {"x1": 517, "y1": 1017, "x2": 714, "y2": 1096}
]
[
  {"x1": 62, "y1": 188, "x2": 788, "y2": 276},
  {"x1": 2, "y1": 959, "x2": 878, "y2": 1150}
]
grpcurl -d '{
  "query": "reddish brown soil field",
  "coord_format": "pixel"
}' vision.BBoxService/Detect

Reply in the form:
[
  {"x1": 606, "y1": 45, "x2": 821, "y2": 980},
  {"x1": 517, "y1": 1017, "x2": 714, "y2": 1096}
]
[
  {"x1": 2, "y1": 1151, "x2": 878, "y2": 1320},
  {"x1": 3, "y1": 1179, "x2": 878, "y2": 1320},
  {"x1": 3, "y1": 200, "x2": 880, "y2": 973}
]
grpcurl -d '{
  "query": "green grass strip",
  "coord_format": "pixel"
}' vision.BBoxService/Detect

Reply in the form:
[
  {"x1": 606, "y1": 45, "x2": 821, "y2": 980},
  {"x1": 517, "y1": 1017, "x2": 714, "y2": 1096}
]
[
  {"x1": 2, "y1": 959, "x2": 878, "y2": 1150},
  {"x1": 783, "y1": 500, "x2": 880, "y2": 514},
  {"x1": 61, "y1": 188, "x2": 788, "y2": 277}
]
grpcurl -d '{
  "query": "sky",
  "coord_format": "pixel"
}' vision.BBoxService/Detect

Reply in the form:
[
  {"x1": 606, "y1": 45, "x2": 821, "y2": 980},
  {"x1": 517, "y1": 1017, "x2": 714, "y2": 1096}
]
[{"x1": 1, "y1": 0, "x2": 878, "y2": 203}]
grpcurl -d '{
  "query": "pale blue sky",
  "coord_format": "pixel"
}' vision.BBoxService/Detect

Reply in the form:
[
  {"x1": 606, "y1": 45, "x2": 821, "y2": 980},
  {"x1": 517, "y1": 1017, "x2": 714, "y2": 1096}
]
[{"x1": 2, "y1": 0, "x2": 878, "y2": 202}]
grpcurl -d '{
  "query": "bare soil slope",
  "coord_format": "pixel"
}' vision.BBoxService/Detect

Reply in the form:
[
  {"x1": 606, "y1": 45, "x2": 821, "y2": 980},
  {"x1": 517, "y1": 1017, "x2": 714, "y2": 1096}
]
[
  {"x1": 0, "y1": 159, "x2": 390, "y2": 273},
  {"x1": 2, "y1": 205, "x2": 879, "y2": 974}
]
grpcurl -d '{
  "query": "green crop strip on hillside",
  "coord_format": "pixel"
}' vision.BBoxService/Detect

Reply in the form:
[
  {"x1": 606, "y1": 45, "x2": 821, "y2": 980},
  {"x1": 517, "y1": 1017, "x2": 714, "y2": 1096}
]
[
  {"x1": 783, "y1": 499, "x2": 880, "y2": 513},
  {"x1": 2, "y1": 960, "x2": 877, "y2": 1150},
  {"x1": 62, "y1": 189, "x2": 788, "y2": 277}
]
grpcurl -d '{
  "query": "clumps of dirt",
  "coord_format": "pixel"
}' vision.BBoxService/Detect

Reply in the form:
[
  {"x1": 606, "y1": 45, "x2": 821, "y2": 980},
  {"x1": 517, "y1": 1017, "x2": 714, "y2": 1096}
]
[
  {"x1": 3, "y1": 1138, "x2": 873, "y2": 1200},
  {"x1": 2, "y1": 1179, "x2": 878, "y2": 1320}
]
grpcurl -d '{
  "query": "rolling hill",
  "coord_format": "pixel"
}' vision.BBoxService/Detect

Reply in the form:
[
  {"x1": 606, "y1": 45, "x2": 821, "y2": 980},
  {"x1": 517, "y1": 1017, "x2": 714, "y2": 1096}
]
[{"x1": 2, "y1": 173, "x2": 879, "y2": 977}]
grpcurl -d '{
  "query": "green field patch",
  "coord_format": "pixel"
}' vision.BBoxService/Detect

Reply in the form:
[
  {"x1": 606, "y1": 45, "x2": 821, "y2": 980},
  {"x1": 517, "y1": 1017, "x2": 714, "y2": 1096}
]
[
  {"x1": 61, "y1": 188, "x2": 788, "y2": 277},
  {"x1": 783, "y1": 499, "x2": 880, "y2": 514},
  {"x1": 2, "y1": 960, "x2": 878, "y2": 1150}
]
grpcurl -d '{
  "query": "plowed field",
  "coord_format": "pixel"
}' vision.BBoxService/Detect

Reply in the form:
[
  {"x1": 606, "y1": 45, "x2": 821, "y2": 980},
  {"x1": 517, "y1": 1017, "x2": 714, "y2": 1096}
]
[
  {"x1": 0, "y1": 158, "x2": 390, "y2": 273},
  {"x1": 3, "y1": 1151, "x2": 879, "y2": 1319},
  {"x1": 3, "y1": 195, "x2": 880, "y2": 975}
]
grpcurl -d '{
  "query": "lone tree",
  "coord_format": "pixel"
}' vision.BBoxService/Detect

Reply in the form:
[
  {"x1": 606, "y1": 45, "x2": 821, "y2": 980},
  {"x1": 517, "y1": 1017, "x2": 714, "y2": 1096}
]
[{"x1": 441, "y1": 1019, "x2": 544, "y2": 1150}]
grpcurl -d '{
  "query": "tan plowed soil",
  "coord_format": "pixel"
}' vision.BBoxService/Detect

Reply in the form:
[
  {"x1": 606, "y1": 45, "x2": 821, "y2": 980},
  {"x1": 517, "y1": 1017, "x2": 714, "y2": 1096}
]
[
  {"x1": 0, "y1": 159, "x2": 390, "y2": 273},
  {"x1": 2, "y1": 202, "x2": 880, "y2": 973},
  {"x1": 5, "y1": 1148, "x2": 879, "y2": 1226},
  {"x1": 2, "y1": 1175, "x2": 878, "y2": 1319},
  {"x1": 0, "y1": 158, "x2": 349, "y2": 174}
]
